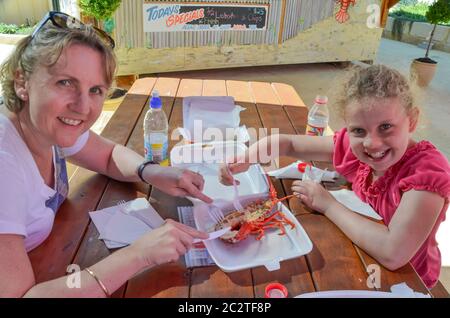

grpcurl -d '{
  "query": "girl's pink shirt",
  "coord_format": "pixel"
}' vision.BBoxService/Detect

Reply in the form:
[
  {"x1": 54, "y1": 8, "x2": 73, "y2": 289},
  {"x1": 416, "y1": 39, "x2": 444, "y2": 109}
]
[{"x1": 333, "y1": 128, "x2": 450, "y2": 288}]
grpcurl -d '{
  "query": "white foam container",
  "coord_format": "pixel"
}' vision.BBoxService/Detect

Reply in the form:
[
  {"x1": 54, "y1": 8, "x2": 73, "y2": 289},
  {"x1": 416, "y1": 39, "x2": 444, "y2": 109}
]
[
  {"x1": 192, "y1": 193, "x2": 313, "y2": 272},
  {"x1": 171, "y1": 141, "x2": 313, "y2": 272}
]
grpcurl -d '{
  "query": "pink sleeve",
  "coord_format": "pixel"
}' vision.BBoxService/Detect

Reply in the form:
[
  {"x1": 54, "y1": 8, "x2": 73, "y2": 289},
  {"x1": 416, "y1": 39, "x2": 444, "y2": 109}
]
[
  {"x1": 398, "y1": 150, "x2": 450, "y2": 200},
  {"x1": 332, "y1": 128, "x2": 360, "y2": 183}
]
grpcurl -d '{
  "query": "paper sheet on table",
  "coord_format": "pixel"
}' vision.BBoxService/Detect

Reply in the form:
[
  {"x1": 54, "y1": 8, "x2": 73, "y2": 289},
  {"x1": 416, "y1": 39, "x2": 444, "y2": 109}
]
[
  {"x1": 268, "y1": 160, "x2": 338, "y2": 181},
  {"x1": 329, "y1": 189, "x2": 382, "y2": 220},
  {"x1": 89, "y1": 198, "x2": 164, "y2": 249}
]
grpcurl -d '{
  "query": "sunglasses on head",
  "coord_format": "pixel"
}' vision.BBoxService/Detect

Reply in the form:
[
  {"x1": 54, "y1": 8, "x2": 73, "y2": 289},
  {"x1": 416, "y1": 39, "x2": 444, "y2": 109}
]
[{"x1": 31, "y1": 11, "x2": 115, "y2": 49}]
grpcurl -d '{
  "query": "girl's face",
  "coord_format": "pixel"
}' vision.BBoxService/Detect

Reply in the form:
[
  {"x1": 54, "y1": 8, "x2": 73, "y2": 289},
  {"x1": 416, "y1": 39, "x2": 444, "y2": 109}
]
[
  {"x1": 345, "y1": 97, "x2": 417, "y2": 176},
  {"x1": 21, "y1": 43, "x2": 108, "y2": 148}
]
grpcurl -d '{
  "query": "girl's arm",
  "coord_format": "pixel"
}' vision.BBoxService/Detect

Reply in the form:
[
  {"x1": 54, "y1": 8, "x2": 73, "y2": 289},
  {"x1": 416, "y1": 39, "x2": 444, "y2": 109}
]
[
  {"x1": 324, "y1": 190, "x2": 444, "y2": 270},
  {"x1": 221, "y1": 134, "x2": 334, "y2": 185}
]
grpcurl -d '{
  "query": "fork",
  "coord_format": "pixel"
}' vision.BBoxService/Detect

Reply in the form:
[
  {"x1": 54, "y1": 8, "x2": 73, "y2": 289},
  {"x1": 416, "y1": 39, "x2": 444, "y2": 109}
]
[
  {"x1": 208, "y1": 203, "x2": 225, "y2": 224},
  {"x1": 116, "y1": 199, "x2": 155, "y2": 228},
  {"x1": 225, "y1": 164, "x2": 244, "y2": 211}
]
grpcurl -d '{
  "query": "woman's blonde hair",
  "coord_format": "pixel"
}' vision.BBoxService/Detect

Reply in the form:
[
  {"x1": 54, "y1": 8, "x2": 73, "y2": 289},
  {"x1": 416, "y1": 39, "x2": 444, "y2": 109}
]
[
  {"x1": 333, "y1": 64, "x2": 417, "y2": 119},
  {"x1": 0, "y1": 23, "x2": 116, "y2": 113}
]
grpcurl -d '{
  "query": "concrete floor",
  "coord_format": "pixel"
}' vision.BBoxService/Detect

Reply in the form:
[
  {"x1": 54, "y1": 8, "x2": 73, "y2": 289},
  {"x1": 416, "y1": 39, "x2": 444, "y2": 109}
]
[{"x1": 1, "y1": 37, "x2": 449, "y2": 292}]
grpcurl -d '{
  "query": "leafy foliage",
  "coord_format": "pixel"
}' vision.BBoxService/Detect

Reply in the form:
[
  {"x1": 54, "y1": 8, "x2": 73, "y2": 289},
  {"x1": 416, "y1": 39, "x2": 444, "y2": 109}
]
[{"x1": 78, "y1": 0, "x2": 122, "y2": 20}]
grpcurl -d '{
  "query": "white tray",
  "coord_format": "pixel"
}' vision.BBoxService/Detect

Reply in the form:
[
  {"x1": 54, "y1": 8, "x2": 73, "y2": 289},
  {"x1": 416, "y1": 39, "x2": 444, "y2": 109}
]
[
  {"x1": 170, "y1": 141, "x2": 269, "y2": 201},
  {"x1": 192, "y1": 193, "x2": 313, "y2": 272}
]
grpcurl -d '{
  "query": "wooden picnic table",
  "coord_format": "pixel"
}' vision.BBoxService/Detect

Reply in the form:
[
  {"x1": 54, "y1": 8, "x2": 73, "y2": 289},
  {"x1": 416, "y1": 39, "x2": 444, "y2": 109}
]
[{"x1": 29, "y1": 77, "x2": 447, "y2": 298}]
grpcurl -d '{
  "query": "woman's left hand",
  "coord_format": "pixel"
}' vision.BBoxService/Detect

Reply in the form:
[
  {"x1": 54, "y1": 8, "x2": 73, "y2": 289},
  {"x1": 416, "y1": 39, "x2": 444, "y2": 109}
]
[
  {"x1": 291, "y1": 180, "x2": 336, "y2": 214},
  {"x1": 143, "y1": 165, "x2": 212, "y2": 203}
]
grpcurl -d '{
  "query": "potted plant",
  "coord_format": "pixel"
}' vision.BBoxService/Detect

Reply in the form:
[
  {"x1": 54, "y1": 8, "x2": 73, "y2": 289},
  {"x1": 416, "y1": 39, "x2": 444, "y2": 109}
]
[
  {"x1": 78, "y1": 0, "x2": 122, "y2": 34},
  {"x1": 410, "y1": 0, "x2": 450, "y2": 87}
]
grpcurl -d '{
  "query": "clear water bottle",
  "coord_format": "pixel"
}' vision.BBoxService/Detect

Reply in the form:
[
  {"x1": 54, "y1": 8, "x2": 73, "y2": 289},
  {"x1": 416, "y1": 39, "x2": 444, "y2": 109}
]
[
  {"x1": 144, "y1": 90, "x2": 169, "y2": 166},
  {"x1": 306, "y1": 95, "x2": 329, "y2": 136}
]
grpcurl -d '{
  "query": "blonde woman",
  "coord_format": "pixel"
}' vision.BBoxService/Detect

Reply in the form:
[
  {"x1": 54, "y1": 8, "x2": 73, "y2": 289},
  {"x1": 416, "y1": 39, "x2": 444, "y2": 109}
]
[{"x1": 0, "y1": 12, "x2": 212, "y2": 297}]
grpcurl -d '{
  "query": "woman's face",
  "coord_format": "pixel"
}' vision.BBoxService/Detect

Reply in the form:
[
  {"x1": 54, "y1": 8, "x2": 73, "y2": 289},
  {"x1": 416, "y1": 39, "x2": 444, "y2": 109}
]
[
  {"x1": 345, "y1": 97, "x2": 417, "y2": 176},
  {"x1": 23, "y1": 43, "x2": 108, "y2": 148}
]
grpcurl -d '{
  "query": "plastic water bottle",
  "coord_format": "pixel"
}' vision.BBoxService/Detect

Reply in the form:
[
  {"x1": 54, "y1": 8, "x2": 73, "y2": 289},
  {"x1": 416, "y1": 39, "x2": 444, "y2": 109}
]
[
  {"x1": 144, "y1": 90, "x2": 169, "y2": 166},
  {"x1": 306, "y1": 95, "x2": 329, "y2": 136}
]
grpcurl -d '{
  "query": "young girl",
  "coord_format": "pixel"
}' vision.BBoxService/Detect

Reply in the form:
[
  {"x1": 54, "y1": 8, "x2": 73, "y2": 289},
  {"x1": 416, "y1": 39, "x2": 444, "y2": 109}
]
[{"x1": 221, "y1": 65, "x2": 450, "y2": 288}]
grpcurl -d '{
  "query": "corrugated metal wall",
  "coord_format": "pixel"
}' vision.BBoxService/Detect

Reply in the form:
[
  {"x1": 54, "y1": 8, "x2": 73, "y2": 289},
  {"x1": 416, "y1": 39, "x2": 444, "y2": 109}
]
[{"x1": 114, "y1": 0, "x2": 335, "y2": 49}]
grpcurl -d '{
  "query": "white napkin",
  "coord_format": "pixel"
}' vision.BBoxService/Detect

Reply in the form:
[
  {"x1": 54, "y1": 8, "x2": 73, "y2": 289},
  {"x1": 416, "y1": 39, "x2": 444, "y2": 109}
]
[
  {"x1": 295, "y1": 282, "x2": 430, "y2": 298},
  {"x1": 268, "y1": 160, "x2": 338, "y2": 182},
  {"x1": 329, "y1": 189, "x2": 382, "y2": 220},
  {"x1": 89, "y1": 198, "x2": 165, "y2": 249},
  {"x1": 180, "y1": 96, "x2": 248, "y2": 143}
]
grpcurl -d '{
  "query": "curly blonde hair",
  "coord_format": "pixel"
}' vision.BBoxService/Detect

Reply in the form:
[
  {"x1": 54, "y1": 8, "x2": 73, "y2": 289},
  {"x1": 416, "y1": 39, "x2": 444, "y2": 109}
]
[
  {"x1": 333, "y1": 64, "x2": 418, "y2": 119},
  {"x1": 0, "y1": 23, "x2": 116, "y2": 113}
]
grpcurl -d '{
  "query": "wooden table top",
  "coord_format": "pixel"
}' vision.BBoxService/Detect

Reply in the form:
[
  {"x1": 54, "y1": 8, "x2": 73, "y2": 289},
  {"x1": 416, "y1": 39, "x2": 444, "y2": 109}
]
[{"x1": 29, "y1": 77, "x2": 441, "y2": 298}]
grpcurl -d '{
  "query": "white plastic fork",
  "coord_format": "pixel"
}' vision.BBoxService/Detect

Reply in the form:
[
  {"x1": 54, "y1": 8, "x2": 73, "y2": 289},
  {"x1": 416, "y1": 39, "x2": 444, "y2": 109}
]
[
  {"x1": 208, "y1": 203, "x2": 225, "y2": 224},
  {"x1": 225, "y1": 164, "x2": 244, "y2": 211}
]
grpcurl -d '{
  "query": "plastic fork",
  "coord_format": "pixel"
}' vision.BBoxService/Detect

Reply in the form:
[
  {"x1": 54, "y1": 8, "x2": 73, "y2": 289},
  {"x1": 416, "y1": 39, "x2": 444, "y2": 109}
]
[
  {"x1": 208, "y1": 203, "x2": 225, "y2": 224},
  {"x1": 225, "y1": 164, "x2": 244, "y2": 211}
]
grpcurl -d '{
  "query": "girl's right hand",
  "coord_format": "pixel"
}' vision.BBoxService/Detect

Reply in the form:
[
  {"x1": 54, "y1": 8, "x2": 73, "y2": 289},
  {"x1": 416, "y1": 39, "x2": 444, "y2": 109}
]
[
  {"x1": 219, "y1": 162, "x2": 251, "y2": 186},
  {"x1": 130, "y1": 219, "x2": 208, "y2": 268}
]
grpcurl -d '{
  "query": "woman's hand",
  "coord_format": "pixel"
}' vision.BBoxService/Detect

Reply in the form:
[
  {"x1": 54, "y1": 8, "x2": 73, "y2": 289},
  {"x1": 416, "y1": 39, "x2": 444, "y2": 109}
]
[
  {"x1": 291, "y1": 180, "x2": 337, "y2": 214},
  {"x1": 143, "y1": 165, "x2": 212, "y2": 203},
  {"x1": 130, "y1": 219, "x2": 209, "y2": 268}
]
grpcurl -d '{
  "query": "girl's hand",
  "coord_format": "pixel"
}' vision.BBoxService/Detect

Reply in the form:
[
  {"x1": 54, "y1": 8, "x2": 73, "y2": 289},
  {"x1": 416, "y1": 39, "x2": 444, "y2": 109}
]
[
  {"x1": 143, "y1": 165, "x2": 212, "y2": 203},
  {"x1": 219, "y1": 156, "x2": 251, "y2": 186},
  {"x1": 291, "y1": 180, "x2": 337, "y2": 214},
  {"x1": 130, "y1": 219, "x2": 209, "y2": 268}
]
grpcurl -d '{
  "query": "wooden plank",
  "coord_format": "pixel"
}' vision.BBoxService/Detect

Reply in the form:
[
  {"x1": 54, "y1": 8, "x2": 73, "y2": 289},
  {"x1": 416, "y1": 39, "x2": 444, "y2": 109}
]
[
  {"x1": 190, "y1": 268, "x2": 254, "y2": 298},
  {"x1": 250, "y1": 82, "x2": 281, "y2": 106},
  {"x1": 298, "y1": 213, "x2": 372, "y2": 291},
  {"x1": 284, "y1": 106, "x2": 308, "y2": 135},
  {"x1": 354, "y1": 245, "x2": 432, "y2": 296},
  {"x1": 431, "y1": 281, "x2": 449, "y2": 298},
  {"x1": 226, "y1": 80, "x2": 254, "y2": 104},
  {"x1": 271, "y1": 83, "x2": 306, "y2": 108},
  {"x1": 152, "y1": 77, "x2": 180, "y2": 97},
  {"x1": 176, "y1": 79, "x2": 203, "y2": 98},
  {"x1": 202, "y1": 79, "x2": 227, "y2": 96},
  {"x1": 128, "y1": 77, "x2": 157, "y2": 95},
  {"x1": 252, "y1": 258, "x2": 315, "y2": 298},
  {"x1": 125, "y1": 263, "x2": 190, "y2": 298}
]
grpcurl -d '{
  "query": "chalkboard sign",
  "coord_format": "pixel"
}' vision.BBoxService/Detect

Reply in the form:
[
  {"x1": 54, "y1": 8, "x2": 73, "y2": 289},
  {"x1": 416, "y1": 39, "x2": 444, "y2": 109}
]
[{"x1": 143, "y1": 2, "x2": 269, "y2": 32}]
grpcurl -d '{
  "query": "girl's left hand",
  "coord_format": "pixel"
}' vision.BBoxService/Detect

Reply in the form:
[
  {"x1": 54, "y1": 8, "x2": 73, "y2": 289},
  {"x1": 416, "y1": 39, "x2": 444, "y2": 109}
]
[{"x1": 291, "y1": 180, "x2": 336, "y2": 214}]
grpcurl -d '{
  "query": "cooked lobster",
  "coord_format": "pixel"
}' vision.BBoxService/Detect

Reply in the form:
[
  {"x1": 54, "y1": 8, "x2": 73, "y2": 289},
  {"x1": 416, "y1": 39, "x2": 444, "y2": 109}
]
[{"x1": 214, "y1": 175, "x2": 296, "y2": 244}]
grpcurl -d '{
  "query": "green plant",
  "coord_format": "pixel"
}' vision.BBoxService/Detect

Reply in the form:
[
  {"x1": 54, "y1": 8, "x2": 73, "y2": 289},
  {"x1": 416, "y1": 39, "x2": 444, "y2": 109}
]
[
  {"x1": 78, "y1": 0, "x2": 122, "y2": 20},
  {"x1": 421, "y1": 0, "x2": 450, "y2": 61},
  {"x1": 0, "y1": 23, "x2": 34, "y2": 35}
]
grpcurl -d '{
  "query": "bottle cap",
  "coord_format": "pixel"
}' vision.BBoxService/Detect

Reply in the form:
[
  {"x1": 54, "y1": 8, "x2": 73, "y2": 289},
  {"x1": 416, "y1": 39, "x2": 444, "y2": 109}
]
[
  {"x1": 264, "y1": 283, "x2": 288, "y2": 298},
  {"x1": 150, "y1": 90, "x2": 162, "y2": 109},
  {"x1": 314, "y1": 95, "x2": 328, "y2": 104}
]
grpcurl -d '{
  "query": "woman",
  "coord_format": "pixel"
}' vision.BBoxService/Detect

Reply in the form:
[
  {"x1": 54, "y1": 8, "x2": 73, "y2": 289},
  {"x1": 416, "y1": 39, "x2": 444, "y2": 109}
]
[{"x1": 0, "y1": 11, "x2": 211, "y2": 297}]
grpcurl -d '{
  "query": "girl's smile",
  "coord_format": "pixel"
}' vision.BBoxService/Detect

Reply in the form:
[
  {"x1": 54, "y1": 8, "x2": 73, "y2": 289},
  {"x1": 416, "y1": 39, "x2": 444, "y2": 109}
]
[{"x1": 345, "y1": 97, "x2": 418, "y2": 176}]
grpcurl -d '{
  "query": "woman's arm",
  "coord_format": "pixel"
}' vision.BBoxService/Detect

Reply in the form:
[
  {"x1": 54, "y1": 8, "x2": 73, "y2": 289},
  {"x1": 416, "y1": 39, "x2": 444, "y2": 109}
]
[
  {"x1": 0, "y1": 220, "x2": 208, "y2": 297},
  {"x1": 293, "y1": 181, "x2": 445, "y2": 270},
  {"x1": 68, "y1": 132, "x2": 212, "y2": 202}
]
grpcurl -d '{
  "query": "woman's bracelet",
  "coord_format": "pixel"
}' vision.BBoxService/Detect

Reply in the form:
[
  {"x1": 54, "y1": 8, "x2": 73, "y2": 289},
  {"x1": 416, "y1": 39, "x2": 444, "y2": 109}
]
[
  {"x1": 85, "y1": 267, "x2": 110, "y2": 297},
  {"x1": 137, "y1": 160, "x2": 156, "y2": 183}
]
